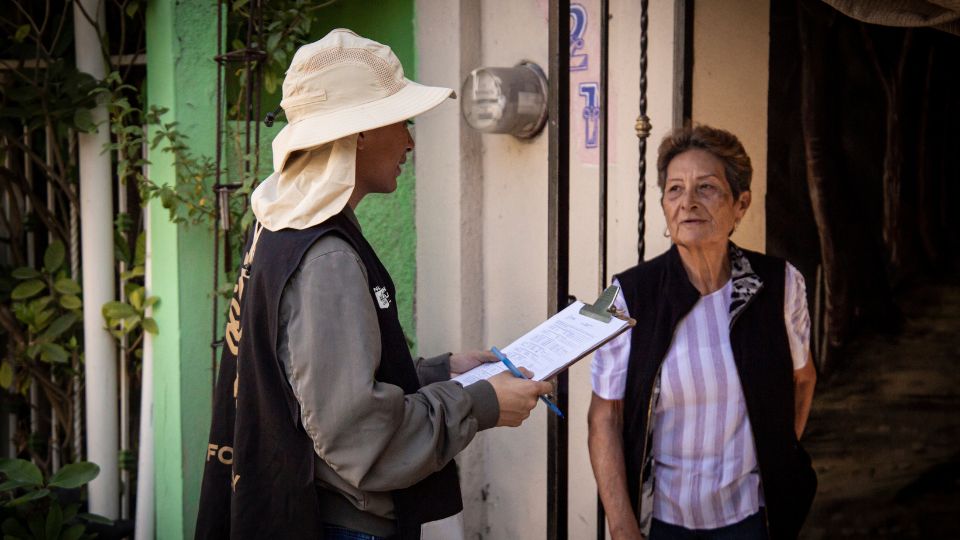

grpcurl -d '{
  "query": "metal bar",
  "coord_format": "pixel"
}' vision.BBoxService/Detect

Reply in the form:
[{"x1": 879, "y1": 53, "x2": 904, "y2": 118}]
[
  {"x1": 0, "y1": 54, "x2": 146, "y2": 70},
  {"x1": 636, "y1": 0, "x2": 651, "y2": 263},
  {"x1": 211, "y1": 0, "x2": 225, "y2": 396},
  {"x1": 673, "y1": 0, "x2": 695, "y2": 129},
  {"x1": 118, "y1": 141, "x2": 130, "y2": 520},
  {"x1": 252, "y1": 1, "x2": 264, "y2": 195},
  {"x1": 24, "y1": 127, "x2": 39, "y2": 467},
  {"x1": 599, "y1": 0, "x2": 610, "y2": 293},
  {"x1": 548, "y1": 1, "x2": 570, "y2": 539},
  {"x1": 68, "y1": 131, "x2": 82, "y2": 462},
  {"x1": 596, "y1": 0, "x2": 610, "y2": 535},
  {"x1": 45, "y1": 124, "x2": 61, "y2": 472},
  {"x1": 3, "y1": 140, "x2": 15, "y2": 458}
]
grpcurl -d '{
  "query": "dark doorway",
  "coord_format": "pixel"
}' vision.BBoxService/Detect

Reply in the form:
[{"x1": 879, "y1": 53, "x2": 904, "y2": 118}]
[{"x1": 767, "y1": 0, "x2": 960, "y2": 537}]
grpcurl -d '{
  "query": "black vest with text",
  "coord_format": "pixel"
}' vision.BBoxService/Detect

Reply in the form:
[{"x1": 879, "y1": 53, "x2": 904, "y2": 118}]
[
  {"x1": 616, "y1": 245, "x2": 816, "y2": 540},
  {"x1": 195, "y1": 212, "x2": 462, "y2": 540}
]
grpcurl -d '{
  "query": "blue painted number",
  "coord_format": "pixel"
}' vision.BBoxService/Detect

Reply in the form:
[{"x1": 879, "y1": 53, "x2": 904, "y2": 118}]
[
  {"x1": 579, "y1": 82, "x2": 599, "y2": 148},
  {"x1": 570, "y1": 4, "x2": 588, "y2": 72}
]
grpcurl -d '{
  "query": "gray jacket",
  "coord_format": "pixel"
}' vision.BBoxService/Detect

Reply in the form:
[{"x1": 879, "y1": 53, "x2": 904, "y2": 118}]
[{"x1": 277, "y1": 210, "x2": 498, "y2": 536}]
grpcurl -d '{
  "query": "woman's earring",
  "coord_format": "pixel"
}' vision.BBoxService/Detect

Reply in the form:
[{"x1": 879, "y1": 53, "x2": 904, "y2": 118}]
[{"x1": 663, "y1": 226, "x2": 671, "y2": 238}]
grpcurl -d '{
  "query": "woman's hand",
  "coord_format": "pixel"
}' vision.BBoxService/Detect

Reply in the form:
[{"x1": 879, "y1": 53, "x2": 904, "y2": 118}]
[
  {"x1": 449, "y1": 350, "x2": 499, "y2": 376},
  {"x1": 589, "y1": 393, "x2": 645, "y2": 540}
]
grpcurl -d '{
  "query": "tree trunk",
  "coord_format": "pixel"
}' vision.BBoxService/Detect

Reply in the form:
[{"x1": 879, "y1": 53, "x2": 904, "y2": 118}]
[
  {"x1": 863, "y1": 25, "x2": 914, "y2": 275},
  {"x1": 798, "y1": 0, "x2": 850, "y2": 369},
  {"x1": 917, "y1": 44, "x2": 938, "y2": 265}
]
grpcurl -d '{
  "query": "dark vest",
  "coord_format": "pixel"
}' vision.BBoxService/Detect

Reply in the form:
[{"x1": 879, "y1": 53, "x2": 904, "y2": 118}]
[
  {"x1": 195, "y1": 213, "x2": 462, "y2": 540},
  {"x1": 616, "y1": 245, "x2": 816, "y2": 540}
]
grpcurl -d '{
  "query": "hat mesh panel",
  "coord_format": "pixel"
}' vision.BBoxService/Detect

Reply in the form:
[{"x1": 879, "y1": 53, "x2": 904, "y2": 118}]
[{"x1": 298, "y1": 48, "x2": 405, "y2": 96}]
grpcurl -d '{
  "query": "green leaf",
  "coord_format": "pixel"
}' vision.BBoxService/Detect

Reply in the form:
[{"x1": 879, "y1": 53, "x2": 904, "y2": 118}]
[
  {"x1": 2, "y1": 516, "x2": 31, "y2": 538},
  {"x1": 266, "y1": 32, "x2": 280, "y2": 52},
  {"x1": 125, "y1": 1, "x2": 139, "y2": 17},
  {"x1": 8, "y1": 488, "x2": 49, "y2": 507},
  {"x1": 27, "y1": 511, "x2": 44, "y2": 540},
  {"x1": 0, "y1": 363, "x2": 13, "y2": 390},
  {"x1": 0, "y1": 479, "x2": 33, "y2": 492},
  {"x1": 53, "y1": 278, "x2": 81, "y2": 295},
  {"x1": 141, "y1": 317, "x2": 159, "y2": 335},
  {"x1": 128, "y1": 288, "x2": 143, "y2": 310},
  {"x1": 113, "y1": 231, "x2": 131, "y2": 266},
  {"x1": 101, "y1": 301, "x2": 136, "y2": 321},
  {"x1": 45, "y1": 500, "x2": 62, "y2": 540},
  {"x1": 144, "y1": 296, "x2": 160, "y2": 309},
  {"x1": 122, "y1": 317, "x2": 139, "y2": 333},
  {"x1": 14, "y1": 25, "x2": 30, "y2": 43},
  {"x1": 11, "y1": 280, "x2": 46, "y2": 300},
  {"x1": 60, "y1": 524, "x2": 84, "y2": 540},
  {"x1": 44, "y1": 242, "x2": 65, "y2": 273},
  {"x1": 0, "y1": 459, "x2": 42, "y2": 487},
  {"x1": 40, "y1": 314, "x2": 78, "y2": 341},
  {"x1": 59, "y1": 295, "x2": 82, "y2": 310},
  {"x1": 48, "y1": 462, "x2": 99, "y2": 490},
  {"x1": 35, "y1": 309, "x2": 55, "y2": 331},
  {"x1": 29, "y1": 296, "x2": 54, "y2": 313},
  {"x1": 39, "y1": 343, "x2": 69, "y2": 364},
  {"x1": 119, "y1": 267, "x2": 144, "y2": 281},
  {"x1": 73, "y1": 108, "x2": 95, "y2": 133},
  {"x1": 62, "y1": 503, "x2": 78, "y2": 524},
  {"x1": 134, "y1": 233, "x2": 146, "y2": 267},
  {"x1": 11, "y1": 267, "x2": 40, "y2": 280}
]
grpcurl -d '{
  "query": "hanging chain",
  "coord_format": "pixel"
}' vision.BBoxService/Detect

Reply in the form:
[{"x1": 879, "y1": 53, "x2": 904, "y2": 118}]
[{"x1": 636, "y1": 0, "x2": 652, "y2": 263}]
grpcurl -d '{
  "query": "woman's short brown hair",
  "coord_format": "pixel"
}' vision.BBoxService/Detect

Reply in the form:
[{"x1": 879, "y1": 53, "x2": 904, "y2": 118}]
[{"x1": 656, "y1": 125, "x2": 752, "y2": 198}]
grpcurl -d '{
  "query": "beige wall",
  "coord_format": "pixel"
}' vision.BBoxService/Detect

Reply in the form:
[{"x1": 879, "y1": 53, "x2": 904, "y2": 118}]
[
  {"x1": 692, "y1": 0, "x2": 770, "y2": 252},
  {"x1": 416, "y1": 0, "x2": 769, "y2": 538}
]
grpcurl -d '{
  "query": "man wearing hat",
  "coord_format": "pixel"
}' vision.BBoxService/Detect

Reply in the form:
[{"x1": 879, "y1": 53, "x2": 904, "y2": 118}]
[{"x1": 195, "y1": 29, "x2": 553, "y2": 540}]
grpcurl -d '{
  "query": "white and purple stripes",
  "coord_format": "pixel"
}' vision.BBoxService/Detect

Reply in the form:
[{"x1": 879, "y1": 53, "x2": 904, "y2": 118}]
[
  {"x1": 651, "y1": 280, "x2": 761, "y2": 528},
  {"x1": 590, "y1": 262, "x2": 810, "y2": 531}
]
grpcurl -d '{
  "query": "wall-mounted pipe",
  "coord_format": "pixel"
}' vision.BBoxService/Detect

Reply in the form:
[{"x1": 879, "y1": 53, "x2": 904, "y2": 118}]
[
  {"x1": 135, "y1": 194, "x2": 155, "y2": 540},
  {"x1": 73, "y1": 0, "x2": 119, "y2": 519}
]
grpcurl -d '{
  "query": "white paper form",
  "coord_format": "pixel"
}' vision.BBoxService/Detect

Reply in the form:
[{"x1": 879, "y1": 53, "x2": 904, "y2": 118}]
[{"x1": 452, "y1": 301, "x2": 632, "y2": 386}]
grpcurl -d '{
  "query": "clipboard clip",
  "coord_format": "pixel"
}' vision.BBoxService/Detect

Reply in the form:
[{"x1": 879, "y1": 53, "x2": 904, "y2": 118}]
[{"x1": 579, "y1": 285, "x2": 620, "y2": 323}]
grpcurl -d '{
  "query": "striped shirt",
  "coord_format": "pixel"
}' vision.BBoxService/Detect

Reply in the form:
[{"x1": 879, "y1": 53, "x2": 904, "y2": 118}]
[{"x1": 591, "y1": 264, "x2": 810, "y2": 529}]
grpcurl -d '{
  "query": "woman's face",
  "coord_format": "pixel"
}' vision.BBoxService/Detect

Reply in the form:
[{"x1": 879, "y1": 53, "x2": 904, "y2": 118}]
[{"x1": 661, "y1": 148, "x2": 751, "y2": 250}]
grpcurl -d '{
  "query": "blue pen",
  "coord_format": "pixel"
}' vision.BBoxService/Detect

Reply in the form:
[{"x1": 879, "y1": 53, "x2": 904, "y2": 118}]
[{"x1": 490, "y1": 346, "x2": 564, "y2": 419}]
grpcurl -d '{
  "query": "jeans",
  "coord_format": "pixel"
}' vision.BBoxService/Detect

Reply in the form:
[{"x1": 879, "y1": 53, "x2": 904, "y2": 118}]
[
  {"x1": 322, "y1": 524, "x2": 386, "y2": 540},
  {"x1": 649, "y1": 511, "x2": 768, "y2": 540}
]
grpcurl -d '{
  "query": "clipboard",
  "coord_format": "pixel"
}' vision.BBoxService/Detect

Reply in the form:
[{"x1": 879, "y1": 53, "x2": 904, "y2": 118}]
[{"x1": 452, "y1": 285, "x2": 636, "y2": 385}]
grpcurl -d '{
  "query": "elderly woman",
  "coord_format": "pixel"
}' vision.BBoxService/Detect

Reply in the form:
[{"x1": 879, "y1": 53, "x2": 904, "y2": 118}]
[{"x1": 588, "y1": 125, "x2": 817, "y2": 540}]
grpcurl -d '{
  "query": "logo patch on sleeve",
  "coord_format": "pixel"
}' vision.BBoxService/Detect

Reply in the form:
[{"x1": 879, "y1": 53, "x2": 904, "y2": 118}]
[{"x1": 373, "y1": 286, "x2": 391, "y2": 309}]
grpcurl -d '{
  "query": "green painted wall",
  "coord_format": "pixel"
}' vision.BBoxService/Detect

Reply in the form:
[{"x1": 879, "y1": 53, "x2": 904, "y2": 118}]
[{"x1": 145, "y1": 1, "x2": 218, "y2": 538}]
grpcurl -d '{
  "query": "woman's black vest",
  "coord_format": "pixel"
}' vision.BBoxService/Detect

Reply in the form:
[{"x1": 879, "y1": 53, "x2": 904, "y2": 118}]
[
  {"x1": 616, "y1": 245, "x2": 816, "y2": 540},
  {"x1": 195, "y1": 212, "x2": 461, "y2": 539}
]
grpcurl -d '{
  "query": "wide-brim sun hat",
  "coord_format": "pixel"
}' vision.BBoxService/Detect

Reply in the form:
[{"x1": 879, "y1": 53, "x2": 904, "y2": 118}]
[{"x1": 270, "y1": 28, "x2": 455, "y2": 173}]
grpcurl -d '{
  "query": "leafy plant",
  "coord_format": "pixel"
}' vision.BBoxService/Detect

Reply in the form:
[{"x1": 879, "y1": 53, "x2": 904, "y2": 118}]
[
  {"x1": 7, "y1": 242, "x2": 82, "y2": 368},
  {"x1": 1, "y1": 242, "x2": 84, "y2": 465},
  {"x1": 102, "y1": 231, "x2": 159, "y2": 351},
  {"x1": 0, "y1": 458, "x2": 108, "y2": 540}
]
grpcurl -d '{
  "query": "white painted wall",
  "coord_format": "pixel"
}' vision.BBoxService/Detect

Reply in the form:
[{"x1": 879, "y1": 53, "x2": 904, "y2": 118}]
[
  {"x1": 415, "y1": 0, "x2": 680, "y2": 538},
  {"x1": 476, "y1": 3, "x2": 551, "y2": 537},
  {"x1": 692, "y1": 0, "x2": 770, "y2": 253},
  {"x1": 417, "y1": 0, "x2": 770, "y2": 537}
]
